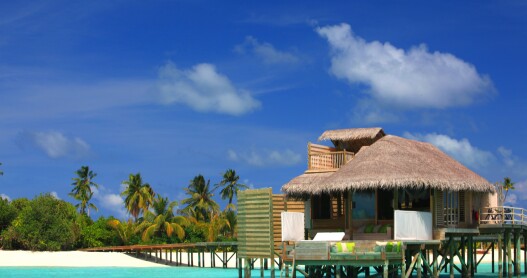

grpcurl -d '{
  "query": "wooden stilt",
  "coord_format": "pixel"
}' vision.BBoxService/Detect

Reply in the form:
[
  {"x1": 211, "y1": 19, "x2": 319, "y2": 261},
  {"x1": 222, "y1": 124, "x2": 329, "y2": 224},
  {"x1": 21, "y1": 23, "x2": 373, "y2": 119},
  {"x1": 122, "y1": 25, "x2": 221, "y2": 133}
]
[
  {"x1": 433, "y1": 246, "x2": 438, "y2": 278},
  {"x1": 245, "y1": 258, "x2": 251, "y2": 278},
  {"x1": 450, "y1": 236, "x2": 455, "y2": 278},
  {"x1": 417, "y1": 251, "x2": 422, "y2": 278},
  {"x1": 498, "y1": 234, "x2": 503, "y2": 278},
  {"x1": 514, "y1": 230, "x2": 520, "y2": 277},
  {"x1": 468, "y1": 235, "x2": 473, "y2": 277},
  {"x1": 507, "y1": 230, "x2": 513, "y2": 278}
]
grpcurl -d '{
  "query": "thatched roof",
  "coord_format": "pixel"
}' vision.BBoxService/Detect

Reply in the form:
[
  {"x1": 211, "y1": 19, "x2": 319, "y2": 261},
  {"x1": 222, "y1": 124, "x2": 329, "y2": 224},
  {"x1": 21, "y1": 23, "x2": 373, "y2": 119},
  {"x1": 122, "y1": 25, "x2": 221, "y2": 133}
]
[
  {"x1": 318, "y1": 128, "x2": 385, "y2": 153},
  {"x1": 282, "y1": 135, "x2": 494, "y2": 197},
  {"x1": 282, "y1": 172, "x2": 334, "y2": 199},
  {"x1": 318, "y1": 127, "x2": 385, "y2": 142}
]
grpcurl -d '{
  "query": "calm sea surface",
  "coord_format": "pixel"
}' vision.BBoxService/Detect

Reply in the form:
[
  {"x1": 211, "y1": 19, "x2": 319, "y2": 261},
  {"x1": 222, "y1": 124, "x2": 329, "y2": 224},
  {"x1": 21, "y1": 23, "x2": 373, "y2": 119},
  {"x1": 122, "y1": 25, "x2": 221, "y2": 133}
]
[{"x1": 0, "y1": 264, "x2": 512, "y2": 277}]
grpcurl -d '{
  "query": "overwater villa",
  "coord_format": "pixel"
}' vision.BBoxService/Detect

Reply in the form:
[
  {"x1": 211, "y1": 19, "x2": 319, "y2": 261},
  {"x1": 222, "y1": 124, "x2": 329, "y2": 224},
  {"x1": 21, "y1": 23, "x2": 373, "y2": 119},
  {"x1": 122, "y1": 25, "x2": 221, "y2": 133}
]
[
  {"x1": 227, "y1": 127, "x2": 527, "y2": 278},
  {"x1": 281, "y1": 127, "x2": 497, "y2": 241}
]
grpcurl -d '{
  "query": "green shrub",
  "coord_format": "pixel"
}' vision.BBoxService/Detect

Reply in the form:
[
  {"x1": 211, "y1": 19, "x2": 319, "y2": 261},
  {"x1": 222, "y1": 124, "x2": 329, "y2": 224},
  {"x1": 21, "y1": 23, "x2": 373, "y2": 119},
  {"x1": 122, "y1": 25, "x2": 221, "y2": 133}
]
[{"x1": 2, "y1": 193, "x2": 79, "y2": 251}]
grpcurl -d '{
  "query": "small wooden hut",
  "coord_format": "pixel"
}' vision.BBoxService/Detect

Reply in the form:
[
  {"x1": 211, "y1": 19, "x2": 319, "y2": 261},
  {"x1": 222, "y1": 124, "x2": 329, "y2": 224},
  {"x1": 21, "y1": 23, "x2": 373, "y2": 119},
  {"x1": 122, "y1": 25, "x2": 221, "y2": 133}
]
[{"x1": 282, "y1": 128, "x2": 495, "y2": 240}]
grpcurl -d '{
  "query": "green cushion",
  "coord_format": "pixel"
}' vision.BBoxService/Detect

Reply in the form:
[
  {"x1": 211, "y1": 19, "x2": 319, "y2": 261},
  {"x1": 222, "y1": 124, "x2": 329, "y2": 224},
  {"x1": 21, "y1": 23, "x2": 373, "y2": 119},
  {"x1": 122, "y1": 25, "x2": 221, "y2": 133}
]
[
  {"x1": 385, "y1": 241, "x2": 401, "y2": 252},
  {"x1": 385, "y1": 242, "x2": 393, "y2": 252},
  {"x1": 378, "y1": 224, "x2": 388, "y2": 233},
  {"x1": 364, "y1": 224, "x2": 375, "y2": 233},
  {"x1": 334, "y1": 242, "x2": 355, "y2": 253}
]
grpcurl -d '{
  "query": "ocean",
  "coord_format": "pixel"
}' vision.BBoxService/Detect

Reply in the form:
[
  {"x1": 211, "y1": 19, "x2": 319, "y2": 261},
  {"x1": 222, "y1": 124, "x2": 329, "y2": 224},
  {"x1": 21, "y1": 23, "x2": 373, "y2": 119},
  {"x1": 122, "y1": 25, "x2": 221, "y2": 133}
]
[{"x1": 0, "y1": 264, "x2": 515, "y2": 277}]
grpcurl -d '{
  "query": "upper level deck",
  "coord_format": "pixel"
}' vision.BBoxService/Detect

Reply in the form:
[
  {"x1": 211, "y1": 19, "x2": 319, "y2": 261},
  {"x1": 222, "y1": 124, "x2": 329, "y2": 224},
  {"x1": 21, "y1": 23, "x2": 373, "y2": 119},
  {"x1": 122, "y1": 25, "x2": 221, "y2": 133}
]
[
  {"x1": 306, "y1": 142, "x2": 354, "y2": 173},
  {"x1": 479, "y1": 206, "x2": 527, "y2": 228}
]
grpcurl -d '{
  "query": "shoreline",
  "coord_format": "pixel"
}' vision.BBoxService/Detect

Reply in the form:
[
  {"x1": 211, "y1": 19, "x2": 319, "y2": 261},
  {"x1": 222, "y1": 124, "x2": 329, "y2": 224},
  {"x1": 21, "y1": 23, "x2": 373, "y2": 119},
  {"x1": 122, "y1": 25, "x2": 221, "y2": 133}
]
[
  {"x1": 0, "y1": 251, "x2": 167, "y2": 267},
  {"x1": 0, "y1": 249, "x2": 522, "y2": 268}
]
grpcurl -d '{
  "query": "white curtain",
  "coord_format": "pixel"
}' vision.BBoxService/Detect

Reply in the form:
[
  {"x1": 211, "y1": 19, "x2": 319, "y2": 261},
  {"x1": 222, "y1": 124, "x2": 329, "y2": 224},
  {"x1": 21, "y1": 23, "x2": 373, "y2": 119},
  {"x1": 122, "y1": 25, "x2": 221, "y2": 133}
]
[
  {"x1": 281, "y1": 212, "x2": 305, "y2": 241},
  {"x1": 394, "y1": 210, "x2": 432, "y2": 240}
]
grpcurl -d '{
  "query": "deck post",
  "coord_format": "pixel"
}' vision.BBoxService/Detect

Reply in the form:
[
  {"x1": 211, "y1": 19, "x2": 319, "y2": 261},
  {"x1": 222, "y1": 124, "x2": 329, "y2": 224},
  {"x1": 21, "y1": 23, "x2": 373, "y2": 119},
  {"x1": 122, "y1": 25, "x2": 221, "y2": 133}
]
[
  {"x1": 514, "y1": 230, "x2": 520, "y2": 277},
  {"x1": 524, "y1": 231, "x2": 527, "y2": 275},
  {"x1": 238, "y1": 258, "x2": 243, "y2": 278},
  {"x1": 498, "y1": 233, "x2": 503, "y2": 278},
  {"x1": 507, "y1": 230, "x2": 513, "y2": 277},
  {"x1": 383, "y1": 260, "x2": 388, "y2": 278},
  {"x1": 468, "y1": 235, "x2": 473, "y2": 277},
  {"x1": 417, "y1": 250, "x2": 422, "y2": 278},
  {"x1": 492, "y1": 241, "x2": 495, "y2": 273},
  {"x1": 245, "y1": 258, "x2": 251, "y2": 278},
  {"x1": 449, "y1": 236, "x2": 454, "y2": 278},
  {"x1": 433, "y1": 246, "x2": 438, "y2": 278}
]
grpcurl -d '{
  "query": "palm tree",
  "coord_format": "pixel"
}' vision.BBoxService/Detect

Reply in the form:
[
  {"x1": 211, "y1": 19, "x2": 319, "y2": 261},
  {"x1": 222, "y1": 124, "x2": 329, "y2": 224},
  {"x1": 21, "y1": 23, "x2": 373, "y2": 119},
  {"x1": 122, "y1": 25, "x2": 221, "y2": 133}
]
[
  {"x1": 141, "y1": 195, "x2": 188, "y2": 242},
  {"x1": 181, "y1": 175, "x2": 219, "y2": 222},
  {"x1": 215, "y1": 169, "x2": 248, "y2": 207},
  {"x1": 121, "y1": 173, "x2": 155, "y2": 221},
  {"x1": 69, "y1": 166, "x2": 99, "y2": 216},
  {"x1": 107, "y1": 218, "x2": 144, "y2": 245},
  {"x1": 503, "y1": 177, "x2": 515, "y2": 204}
]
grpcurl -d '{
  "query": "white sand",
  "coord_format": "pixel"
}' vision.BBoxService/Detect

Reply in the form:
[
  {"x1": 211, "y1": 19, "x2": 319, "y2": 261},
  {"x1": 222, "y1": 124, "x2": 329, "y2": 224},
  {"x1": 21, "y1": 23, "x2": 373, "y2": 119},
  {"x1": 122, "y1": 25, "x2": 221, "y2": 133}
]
[
  {"x1": 0, "y1": 250, "x2": 167, "y2": 267},
  {"x1": 0, "y1": 249, "x2": 522, "y2": 268}
]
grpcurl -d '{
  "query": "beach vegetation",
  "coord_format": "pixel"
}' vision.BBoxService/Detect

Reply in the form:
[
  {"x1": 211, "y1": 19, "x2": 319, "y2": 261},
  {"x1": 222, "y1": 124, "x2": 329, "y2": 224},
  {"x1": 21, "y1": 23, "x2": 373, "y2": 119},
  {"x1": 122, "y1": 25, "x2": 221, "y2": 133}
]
[
  {"x1": 140, "y1": 195, "x2": 188, "y2": 242},
  {"x1": 0, "y1": 198, "x2": 17, "y2": 232},
  {"x1": 2, "y1": 193, "x2": 79, "y2": 251},
  {"x1": 121, "y1": 173, "x2": 155, "y2": 221},
  {"x1": 215, "y1": 169, "x2": 248, "y2": 207},
  {"x1": 69, "y1": 166, "x2": 99, "y2": 216},
  {"x1": 77, "y1": 216, "x2": 120, "y2": 248},
  {"x1": 181, "y1": 175, "x2": 219, "y2": 222},
  {"x1": 495, "y1": 177, "x2": 516, "y2": 205},
  {"x1": 107, "y1": 218, "x2": 143, "y2": 245}
]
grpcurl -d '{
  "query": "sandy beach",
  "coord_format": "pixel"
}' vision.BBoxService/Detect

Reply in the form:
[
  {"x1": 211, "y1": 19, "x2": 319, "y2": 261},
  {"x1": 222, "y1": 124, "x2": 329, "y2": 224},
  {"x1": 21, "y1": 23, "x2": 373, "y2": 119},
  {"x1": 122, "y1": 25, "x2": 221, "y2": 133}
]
[
  {"x1": 0, "y1": 250, "x2": 167, "y2": 267},
  {"x1": 0, "y1": 249, "x2": 522, "y2": 268}
]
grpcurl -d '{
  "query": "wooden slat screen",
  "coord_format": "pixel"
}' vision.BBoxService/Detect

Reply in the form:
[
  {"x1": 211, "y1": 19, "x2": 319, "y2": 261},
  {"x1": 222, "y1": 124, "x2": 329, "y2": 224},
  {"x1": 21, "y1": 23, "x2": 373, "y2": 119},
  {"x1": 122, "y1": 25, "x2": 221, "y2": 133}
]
[{"x1": 237, "y1": 188, "x2": 274, "y2": 259}]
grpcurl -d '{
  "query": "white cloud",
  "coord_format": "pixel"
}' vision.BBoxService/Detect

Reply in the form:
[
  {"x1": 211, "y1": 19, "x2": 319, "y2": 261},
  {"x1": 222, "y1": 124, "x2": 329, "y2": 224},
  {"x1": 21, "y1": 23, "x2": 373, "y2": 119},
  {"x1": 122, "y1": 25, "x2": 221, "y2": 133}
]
[
  {"x1": 227, "y1": 149, "x2": 302, "y2": 167},
  {"x1": 0, "y1": 193, "x2": 11, "y2": 201},
  {"x1": 505, "y1": 180, "x2": 527, "y2": 206},
  {"x1": 93, "y1": 185, "x2": 127, "y2": 219},
  {"x1": 17, "y1": 131, "x2": 90, "y2": 159},
  {"x1": 404, "y1": 132, "x2": 495, "y2": 169},
  {"x1": 235, "y1": 36, "x2": 299, "y2": 64},
  {"x1": 158, "y1": 62, "x2": 260, "y2": 115},
  {"x1": 498, "y1": 146, "x2": 515, "y2": 167},
  {"x1": 50, "y1": 191, "x2": 60, "y2": 200},
  {"x1": 316, "y1": 23, "x2": 495, "y2": 109}
]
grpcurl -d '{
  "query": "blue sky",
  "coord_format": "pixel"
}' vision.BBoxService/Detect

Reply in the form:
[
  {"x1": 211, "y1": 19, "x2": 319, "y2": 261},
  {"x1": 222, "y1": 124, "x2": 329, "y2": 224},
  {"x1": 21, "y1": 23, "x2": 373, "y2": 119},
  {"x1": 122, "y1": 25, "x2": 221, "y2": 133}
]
[{"x1": 1, "y1": 1, "x2": 526, "y2": 218}]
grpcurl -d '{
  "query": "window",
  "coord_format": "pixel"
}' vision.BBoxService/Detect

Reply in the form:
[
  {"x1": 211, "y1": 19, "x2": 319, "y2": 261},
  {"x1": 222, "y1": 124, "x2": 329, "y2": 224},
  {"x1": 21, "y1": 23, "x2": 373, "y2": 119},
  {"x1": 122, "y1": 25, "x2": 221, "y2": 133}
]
[
  {"x1": 352, "y1": 191, "x2": 375, "y2": 220},
  {"x1": 435, "y1": 190, "x2": 465, "y2": 227},
  {"x1": 398, "y1": 188, "x2": 430, "y2": 211},
  {"x1": 312, "y1": 194, "x2": 331, "y2": 219},
  {"x1": 377, "y1": 189, "x2": 394, "y2": 220}
]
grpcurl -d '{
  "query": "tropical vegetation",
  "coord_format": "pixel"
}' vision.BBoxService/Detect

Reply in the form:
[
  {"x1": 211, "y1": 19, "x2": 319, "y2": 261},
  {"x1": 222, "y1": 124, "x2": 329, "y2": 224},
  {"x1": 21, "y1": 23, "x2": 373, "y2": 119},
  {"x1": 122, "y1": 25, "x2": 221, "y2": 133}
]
[
  {"x1": 0, "y1": 168, "x2": 243, "y2": 251},
  {"x1": 69, "y1": 166, "x2": 99, "y2": 216}
]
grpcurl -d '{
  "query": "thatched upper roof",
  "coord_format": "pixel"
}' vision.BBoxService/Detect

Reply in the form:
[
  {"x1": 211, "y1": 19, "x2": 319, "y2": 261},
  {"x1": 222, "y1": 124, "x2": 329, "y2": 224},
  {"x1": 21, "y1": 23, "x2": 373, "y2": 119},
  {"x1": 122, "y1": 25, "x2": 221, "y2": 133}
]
[
  {"x1": 282, "y1": 135, "x2": 494, "y2": 196},
  {"x1": 318, "y1": 128, "x2": 385, "y2": 153},
  {"x1": 318, "y1": 127, "x2": 385, "y2": 142}
]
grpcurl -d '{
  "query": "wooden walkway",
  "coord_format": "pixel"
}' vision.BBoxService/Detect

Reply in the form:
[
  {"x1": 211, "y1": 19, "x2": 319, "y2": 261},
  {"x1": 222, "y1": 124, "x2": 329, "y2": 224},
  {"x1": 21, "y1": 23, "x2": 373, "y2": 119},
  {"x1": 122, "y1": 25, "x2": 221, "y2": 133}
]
[{"x1": 83, "y1": 242, "x2": 239, "y2": 268}]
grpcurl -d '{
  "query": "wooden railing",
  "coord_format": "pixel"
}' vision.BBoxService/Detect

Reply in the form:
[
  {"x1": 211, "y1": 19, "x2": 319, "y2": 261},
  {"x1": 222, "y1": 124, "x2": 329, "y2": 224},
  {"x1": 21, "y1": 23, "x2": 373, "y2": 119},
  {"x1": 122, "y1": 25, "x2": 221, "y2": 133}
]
[
  {"x1": 479, "y1": 206, "x2": 527, "y2": 225},
  {"x1": 308, "y1": 151, "x2": 354, "y2": 171}
]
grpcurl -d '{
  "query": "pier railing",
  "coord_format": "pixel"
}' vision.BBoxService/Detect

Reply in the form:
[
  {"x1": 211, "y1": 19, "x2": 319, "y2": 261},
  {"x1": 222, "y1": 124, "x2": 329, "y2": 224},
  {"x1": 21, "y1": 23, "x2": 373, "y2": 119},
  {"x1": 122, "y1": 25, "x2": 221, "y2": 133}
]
[{"x1": 479, "y1": 206, "x2": 527, "y2": 225}]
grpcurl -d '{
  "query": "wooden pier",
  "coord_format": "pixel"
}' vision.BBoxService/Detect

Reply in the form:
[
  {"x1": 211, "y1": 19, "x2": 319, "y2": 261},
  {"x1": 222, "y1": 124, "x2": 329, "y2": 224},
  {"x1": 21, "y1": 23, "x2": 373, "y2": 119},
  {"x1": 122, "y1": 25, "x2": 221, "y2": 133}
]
[{"x1": 83, "y1": 242, "x2": 239, "y2": 268}]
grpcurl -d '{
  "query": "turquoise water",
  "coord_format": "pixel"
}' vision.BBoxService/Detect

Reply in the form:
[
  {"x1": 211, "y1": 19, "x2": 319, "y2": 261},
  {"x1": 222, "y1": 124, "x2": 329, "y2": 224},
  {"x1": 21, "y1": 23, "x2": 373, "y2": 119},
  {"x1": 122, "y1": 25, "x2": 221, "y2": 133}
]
[{"x1": 0, "y1": 264, "x2": 516, "y2": 277}]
